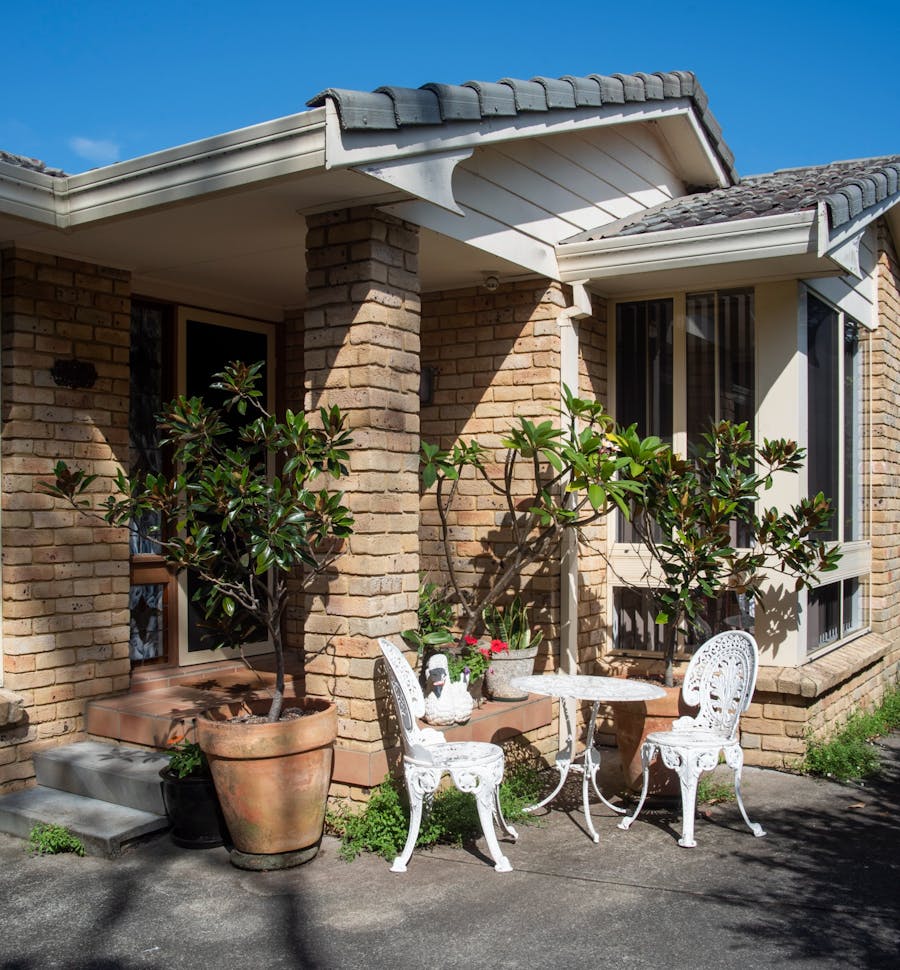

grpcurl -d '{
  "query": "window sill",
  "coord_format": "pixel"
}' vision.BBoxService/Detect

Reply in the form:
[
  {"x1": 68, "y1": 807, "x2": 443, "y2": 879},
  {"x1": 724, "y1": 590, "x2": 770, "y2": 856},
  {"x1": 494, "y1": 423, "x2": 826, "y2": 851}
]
[{"x1": 755, "y1": 631, "x2": 893, "y2": 699}]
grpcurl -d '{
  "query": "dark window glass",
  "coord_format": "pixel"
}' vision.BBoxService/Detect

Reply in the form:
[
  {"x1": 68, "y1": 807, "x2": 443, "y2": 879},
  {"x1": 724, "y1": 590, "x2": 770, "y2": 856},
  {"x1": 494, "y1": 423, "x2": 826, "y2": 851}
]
[
  {"x1": 184, "y1": 319, "x2": 269, "y2": 653},
  {"x1": 806, "y1": 295, "x2": 840, "y2": 542}
]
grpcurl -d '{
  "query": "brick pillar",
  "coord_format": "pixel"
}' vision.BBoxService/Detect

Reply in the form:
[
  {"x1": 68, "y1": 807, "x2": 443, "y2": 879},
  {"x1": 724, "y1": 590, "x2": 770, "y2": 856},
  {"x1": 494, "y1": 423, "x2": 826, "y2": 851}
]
[
  {"x1": 302, "y1": 207, "x2": 420, "y2": 800},
  {"x1": 1, "y1": 248, "x2": 131, "y2": 792}
]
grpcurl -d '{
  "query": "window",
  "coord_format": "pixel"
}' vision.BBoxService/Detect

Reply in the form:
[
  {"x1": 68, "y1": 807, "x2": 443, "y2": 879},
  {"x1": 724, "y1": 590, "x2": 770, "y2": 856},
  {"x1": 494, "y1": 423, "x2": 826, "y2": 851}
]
[
  {"x1": 803, "y1": 290, "x2": 869, "y2": 654},
  {"x1": 611, "y1": 289, "x2": 755, "y2": 653}
]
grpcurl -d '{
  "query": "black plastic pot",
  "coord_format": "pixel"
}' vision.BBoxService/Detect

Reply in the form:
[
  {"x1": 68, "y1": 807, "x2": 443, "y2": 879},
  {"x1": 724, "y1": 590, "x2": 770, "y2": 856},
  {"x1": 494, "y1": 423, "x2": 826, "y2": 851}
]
[{"x1": 159, "y1": 768, "x2": 229, "y2": 849}]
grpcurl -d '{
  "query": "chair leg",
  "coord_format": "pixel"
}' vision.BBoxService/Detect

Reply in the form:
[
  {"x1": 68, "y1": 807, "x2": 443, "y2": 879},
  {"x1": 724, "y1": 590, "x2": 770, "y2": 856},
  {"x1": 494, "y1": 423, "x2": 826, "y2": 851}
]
[
  {"x1": 725, "y1": 746, "x2": 765, "y2": 838},
  {"x1": 391, "y1": 787, "x2": 424, "y2": 873},
  {"x1": 493, "y1": 785, "x2": 518, "y2": 842},
  {"x1": 617, "y1": 741, "x2": 656, "y2": 832},
  {"x1": 391, "y1": 766, "x2": 439, "y2": 873},
  {"x1": 475, "y1": 780, "x2": 512, "y2": 872},
  {"x1": 675, "y1": 757, "x2": 700, "y2": 848}
]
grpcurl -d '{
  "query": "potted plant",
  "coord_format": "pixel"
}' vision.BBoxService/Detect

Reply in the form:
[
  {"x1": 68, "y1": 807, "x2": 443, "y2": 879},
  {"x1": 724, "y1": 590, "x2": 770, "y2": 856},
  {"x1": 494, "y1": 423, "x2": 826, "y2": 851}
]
[
  {"x1": 43, "y1": 361, "x2": 354, "y2": 869},
  {"x1": 611, "y1": 421, "x2": 841, "y2": 790},
  {"x1": 159, "y1": 736, "x2": 229, "y2": 849},
  {"x1": 481, "y1": 597, "x2": 544, "y2": 701}
]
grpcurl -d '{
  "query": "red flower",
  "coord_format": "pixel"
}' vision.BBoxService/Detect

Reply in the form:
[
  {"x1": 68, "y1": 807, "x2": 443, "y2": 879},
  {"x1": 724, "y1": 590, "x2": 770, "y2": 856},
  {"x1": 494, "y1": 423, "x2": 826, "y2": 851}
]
[
  {"x1": 464, "y1": 635, "x2": 479, "y2": 646},
  {"x1": 490, "y1": 639, "x2": 509, "y2": 654},
  {"x1": 479, "y1": 647, "x2": 491, "y2": 659}
]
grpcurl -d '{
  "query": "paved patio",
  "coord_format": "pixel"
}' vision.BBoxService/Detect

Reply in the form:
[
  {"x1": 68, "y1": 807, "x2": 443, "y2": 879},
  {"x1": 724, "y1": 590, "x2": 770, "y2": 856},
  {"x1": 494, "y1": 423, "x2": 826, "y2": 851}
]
[{"x1": 2, "y1": 736, "x2": 898, "y2": 970}]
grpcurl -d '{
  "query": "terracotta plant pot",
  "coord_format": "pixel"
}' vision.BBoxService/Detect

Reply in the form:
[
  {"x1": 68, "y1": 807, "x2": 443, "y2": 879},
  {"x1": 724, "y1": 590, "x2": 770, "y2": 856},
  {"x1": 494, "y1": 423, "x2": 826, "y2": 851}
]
[
  {"x1": 159, "y1": 768, "x2": 229, "y2": 849},
  {"x1": 484, "y1": 645, "x2": 538, "y2": 701},
  {"x1": 196, "y1": 696, "x2": 337, "y2": 868},
  {"x1": 614, "y1": 686, "x2": 696, "y2": 797}
]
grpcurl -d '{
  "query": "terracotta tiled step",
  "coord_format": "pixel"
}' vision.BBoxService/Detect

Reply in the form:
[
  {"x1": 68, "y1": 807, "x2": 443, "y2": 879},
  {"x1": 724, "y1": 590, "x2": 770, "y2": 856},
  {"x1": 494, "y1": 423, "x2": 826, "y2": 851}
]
[{"x1": 86, "y1": 664, "x2": 303, "y2": 749}]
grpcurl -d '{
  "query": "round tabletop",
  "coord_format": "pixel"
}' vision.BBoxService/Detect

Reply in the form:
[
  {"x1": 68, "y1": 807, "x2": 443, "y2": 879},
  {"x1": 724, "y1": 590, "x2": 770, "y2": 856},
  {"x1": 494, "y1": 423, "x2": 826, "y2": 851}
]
[{"x1": 510, "y1": 673, "x2": 667, "y2": 703}]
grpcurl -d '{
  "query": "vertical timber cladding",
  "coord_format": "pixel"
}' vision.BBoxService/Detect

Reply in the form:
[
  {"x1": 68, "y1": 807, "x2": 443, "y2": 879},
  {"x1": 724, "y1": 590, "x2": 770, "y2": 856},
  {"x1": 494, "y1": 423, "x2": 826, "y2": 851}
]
[
  {"x1": 0, "y1": 248, "x2": 132, "y2": 792},
  {"x1": 301, "y1": 207, "x2": 421, "y2": 799}
]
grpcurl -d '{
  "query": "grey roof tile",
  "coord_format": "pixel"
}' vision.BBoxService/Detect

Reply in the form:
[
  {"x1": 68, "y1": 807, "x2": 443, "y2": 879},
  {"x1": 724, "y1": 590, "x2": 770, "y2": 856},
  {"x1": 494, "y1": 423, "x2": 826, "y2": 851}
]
[
  {"x1": 566, "y1": 155, "x2": 900, "y2": 242},
  {"x1": 375, "y1": 87, "x2": 442, "y2": 126},
  {"x1": 0, "y1": 149, "x2": 66, "y2": 177},
  {"x1": 461, "y1": 80, "x2": 517, "y2": 117},
  {"x1": 562, "y1": 75, "x2": 603, "y2": 106},
  {"x1": 419, "y1": 83, "x2": 482, "y2": 121},
  {"x1": 500, "y1": 78, "x2": 549, "y2": 112},
  {"x1": 532, "y1": 76, "x2": 577, "y2": 110},
  {"x1": 307, "y1": 69, "x2": 737, "y2": 182}
]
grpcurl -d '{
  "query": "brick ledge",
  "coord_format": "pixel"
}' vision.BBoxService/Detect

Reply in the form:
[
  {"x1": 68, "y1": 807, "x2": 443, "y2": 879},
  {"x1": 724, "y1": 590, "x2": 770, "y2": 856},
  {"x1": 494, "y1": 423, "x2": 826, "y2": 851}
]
[
  {"x1": 756, "y1": 632, "x2": 896, "y2": 699},
  {"x1": 332, "y1": 693, "x2": 554, "y2": 789}
]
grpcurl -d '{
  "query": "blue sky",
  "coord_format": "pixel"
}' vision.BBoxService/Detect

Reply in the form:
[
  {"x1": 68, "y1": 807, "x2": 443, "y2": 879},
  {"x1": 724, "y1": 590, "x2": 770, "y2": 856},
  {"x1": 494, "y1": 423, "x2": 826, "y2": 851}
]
[{"x1": 3, "y1": 0, "x2": 896, "y2": 178}]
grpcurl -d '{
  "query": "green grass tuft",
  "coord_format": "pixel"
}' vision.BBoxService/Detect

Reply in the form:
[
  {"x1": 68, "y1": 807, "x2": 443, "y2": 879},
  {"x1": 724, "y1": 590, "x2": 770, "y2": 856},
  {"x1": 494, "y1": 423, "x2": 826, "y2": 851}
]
[
  {"x1": 28, "y1": 823, "x2": 86, "y2": 857},
  {"x1": 801, "y1": 687, "x2": 900, "y2": 782},
  {"x1": 328, "y1": 762, "x2": 544, "y2": 862},
  {"x1": 696, "y1": 777, "x2": 735, "y2": 804}
]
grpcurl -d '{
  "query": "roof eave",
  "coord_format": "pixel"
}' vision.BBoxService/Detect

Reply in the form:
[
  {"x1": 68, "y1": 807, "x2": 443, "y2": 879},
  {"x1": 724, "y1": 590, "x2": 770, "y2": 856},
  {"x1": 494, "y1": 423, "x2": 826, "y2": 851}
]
[
  {"x1": 0, "y1": 108, "x2": 328, "y2": 230},
  {"x1": 557, "y1": 211, "x2": 821, "y2": 283}
]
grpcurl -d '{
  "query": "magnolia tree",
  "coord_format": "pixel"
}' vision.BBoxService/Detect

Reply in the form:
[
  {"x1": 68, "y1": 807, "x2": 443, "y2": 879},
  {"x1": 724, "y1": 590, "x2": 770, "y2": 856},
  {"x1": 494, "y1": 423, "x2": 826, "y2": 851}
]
[
  {"x1": 419, "y1": 387, "x2": 659, "y2": 645},
  {"x1": 614, "y1": 421, "x2": 841, "y2": 686},
  {"x1": 42, "y1": 362, "x2": 354, "y2": 722}
]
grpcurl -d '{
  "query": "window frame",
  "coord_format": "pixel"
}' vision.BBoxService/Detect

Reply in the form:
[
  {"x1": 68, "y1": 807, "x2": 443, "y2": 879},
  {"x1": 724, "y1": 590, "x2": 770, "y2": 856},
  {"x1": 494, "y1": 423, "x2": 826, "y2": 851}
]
[
  {"x1": 608, "y1": 287, "x2": 757, "y2": 659},
  {"x1": 799, "y1": 286, "x2": 871, "y2": 660}
]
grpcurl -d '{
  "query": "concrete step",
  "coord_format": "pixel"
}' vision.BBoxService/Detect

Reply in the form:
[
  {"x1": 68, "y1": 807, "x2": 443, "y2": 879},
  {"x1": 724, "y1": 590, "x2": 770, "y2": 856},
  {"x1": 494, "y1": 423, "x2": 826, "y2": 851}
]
[
  {"x1": 34, "y1": 741, "x2": 169, "y2": 815},
  {"x1": 0, "y1": 786, "x2": 168, "y2": 858}
]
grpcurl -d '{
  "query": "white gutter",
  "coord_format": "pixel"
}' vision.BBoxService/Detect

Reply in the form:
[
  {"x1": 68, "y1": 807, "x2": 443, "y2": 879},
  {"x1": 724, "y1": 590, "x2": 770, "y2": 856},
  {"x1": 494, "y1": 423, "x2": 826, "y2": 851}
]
[
  {"x1": 558, "y1": 210, "x2": 818, "y2": 282},
  {"x1": 0, "y1": 108, "x2": 328, "y2": 230}
]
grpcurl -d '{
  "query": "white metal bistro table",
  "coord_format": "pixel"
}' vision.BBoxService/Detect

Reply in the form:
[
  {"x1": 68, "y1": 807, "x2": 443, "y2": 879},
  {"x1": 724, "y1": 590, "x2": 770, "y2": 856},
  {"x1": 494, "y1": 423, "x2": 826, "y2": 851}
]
[{"x1": 510, "y1": 673, "x2": 666, "y2": 843}]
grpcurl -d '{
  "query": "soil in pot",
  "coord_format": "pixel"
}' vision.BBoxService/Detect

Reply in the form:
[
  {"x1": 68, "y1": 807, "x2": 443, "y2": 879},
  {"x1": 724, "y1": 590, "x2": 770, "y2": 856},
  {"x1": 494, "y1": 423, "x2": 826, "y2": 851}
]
[{"x1": 197, "y1": 696, "x2": 337, "y2": 869}]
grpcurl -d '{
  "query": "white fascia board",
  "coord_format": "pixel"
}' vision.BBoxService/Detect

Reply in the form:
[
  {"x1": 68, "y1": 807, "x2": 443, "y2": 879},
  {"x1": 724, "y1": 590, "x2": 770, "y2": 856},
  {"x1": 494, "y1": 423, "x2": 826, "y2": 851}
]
[
  {"x1": 58, "y1": 109, "x2": 327, "y2": 228},
  {"x1": 557, "y1": 211, "x2": 818, "y2": 282},
  {"x1": 327, "y1": 98, "x2": 717, "y2": 175},
  {"x1": 0, "y1": 162, "x2": 61, "y2": 226}
]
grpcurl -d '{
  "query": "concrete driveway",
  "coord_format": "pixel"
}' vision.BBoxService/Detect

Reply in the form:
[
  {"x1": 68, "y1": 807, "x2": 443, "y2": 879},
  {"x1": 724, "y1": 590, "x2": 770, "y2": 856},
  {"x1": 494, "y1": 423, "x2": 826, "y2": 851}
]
[{"x1": 2, "y1": 736, "x2": 898, "y2": 969}]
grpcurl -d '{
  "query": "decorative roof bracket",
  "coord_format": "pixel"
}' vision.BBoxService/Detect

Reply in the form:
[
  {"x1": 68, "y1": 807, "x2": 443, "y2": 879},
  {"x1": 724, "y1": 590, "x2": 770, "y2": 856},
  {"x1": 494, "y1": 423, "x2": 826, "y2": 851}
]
[{"x1": 354, "y1": 149, "x2": 472, "y2": 216}]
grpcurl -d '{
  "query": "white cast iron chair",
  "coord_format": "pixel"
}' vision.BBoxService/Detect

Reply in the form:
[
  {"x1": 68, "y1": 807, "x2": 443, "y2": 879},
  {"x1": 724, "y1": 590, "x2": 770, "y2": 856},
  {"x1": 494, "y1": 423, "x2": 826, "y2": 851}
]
[
  {"x1": 378, "y1": 637, "x2": 518, "y2": 872},
  {"x1": 618, "y1": 630, "x2": 767, "y2": 848}
]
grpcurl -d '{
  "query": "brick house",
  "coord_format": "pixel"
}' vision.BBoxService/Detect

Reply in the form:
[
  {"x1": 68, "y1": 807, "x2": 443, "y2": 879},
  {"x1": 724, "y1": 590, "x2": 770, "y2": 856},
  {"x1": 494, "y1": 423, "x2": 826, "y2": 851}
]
[{"x1": 1, "y1": 70, "x2": 898, "y2": 800}]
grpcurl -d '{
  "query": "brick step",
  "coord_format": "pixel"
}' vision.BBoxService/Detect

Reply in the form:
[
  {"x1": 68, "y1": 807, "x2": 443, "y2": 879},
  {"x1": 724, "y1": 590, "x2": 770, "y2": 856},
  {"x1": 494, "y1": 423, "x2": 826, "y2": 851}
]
[{"x1": 0, "y1": 786, "x2": 167, "y2": 858}]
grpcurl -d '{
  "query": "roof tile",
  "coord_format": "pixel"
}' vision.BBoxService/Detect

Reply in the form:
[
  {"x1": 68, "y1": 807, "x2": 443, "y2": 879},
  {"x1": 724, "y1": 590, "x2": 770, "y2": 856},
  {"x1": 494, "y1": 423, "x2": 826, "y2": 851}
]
[{"x1": 566, "y1": 155, "x2": 900, "y2": 242}]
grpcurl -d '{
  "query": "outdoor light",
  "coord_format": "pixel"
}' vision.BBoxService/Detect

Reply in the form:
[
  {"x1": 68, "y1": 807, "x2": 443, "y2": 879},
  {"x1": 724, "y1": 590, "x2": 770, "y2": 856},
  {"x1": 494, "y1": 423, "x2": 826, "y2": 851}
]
[{"x1": 482, "y1": 274, "x2": 500, "y2": 292}]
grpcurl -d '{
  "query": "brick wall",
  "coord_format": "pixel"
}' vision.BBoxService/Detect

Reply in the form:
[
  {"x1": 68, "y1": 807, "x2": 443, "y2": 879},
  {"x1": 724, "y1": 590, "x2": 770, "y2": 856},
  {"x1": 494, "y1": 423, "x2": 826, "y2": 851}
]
[
  {"x1": 870, "y1": 225, "x2": 900, "y2": 634},
  {"x1": 419, "y1": 279, "x2": 600, "y2": 764},
  {"x1": 419, "y1": 280, "x2": 566, "y2": 652},
  {"x1": 1, "y1": 248, "x2": 131, "y2": 792},
  {"x1": 301, "y1": 207, "x2": 421, "y2": 802}
]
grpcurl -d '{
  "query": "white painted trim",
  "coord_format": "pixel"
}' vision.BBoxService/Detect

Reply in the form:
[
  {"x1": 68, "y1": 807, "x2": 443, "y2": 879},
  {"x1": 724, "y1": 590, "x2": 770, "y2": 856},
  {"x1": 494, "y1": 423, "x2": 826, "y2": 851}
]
[
  {"x1": 325, "y1": 99, "x2": 729, "y2": 188},
  {"x1": 355, "y1": 149, "x2": 472, "y2": 215},
  {"x1": 0, "y1": 161, "x2": 60, "y2": 226},
  {"x1": 1, "y1": 110, "x2": 328, "y2": 229},
  {"x1": 558, "y1": 211, "x2": 818, "y2": 282},
  {"x1": 818, "y1": 194, "x2": 900, "y2": 260}
]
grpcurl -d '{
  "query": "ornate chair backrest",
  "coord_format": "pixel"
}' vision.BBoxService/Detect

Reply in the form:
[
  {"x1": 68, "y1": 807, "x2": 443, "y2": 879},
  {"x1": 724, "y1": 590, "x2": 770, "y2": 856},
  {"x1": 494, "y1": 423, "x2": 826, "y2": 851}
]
[
  {"x1": 681, "y1": 631, "x2": 759, "y2": 740},
  {"x1": 378, "y1": 638, "x2": 441, "y2": 760}
]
